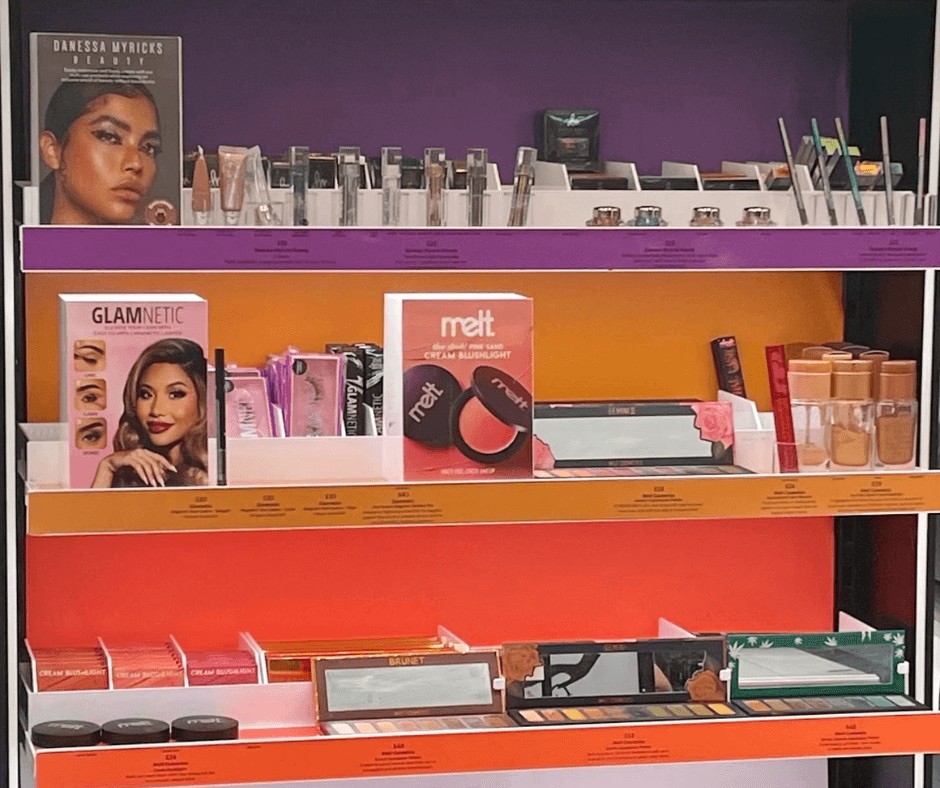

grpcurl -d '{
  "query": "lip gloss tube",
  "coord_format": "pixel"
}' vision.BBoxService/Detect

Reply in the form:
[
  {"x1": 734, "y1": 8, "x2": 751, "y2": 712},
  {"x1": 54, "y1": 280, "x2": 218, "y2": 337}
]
[
  {"x1": 508, "y1": 147, "x2": 537, "y2": 227},
  {"x1": 289, "y1": 146, "x2": 309, "y2": 226},
  {"x1": 192, "y1": 145, "x2": 212, "y2": 226},
  {"x1": 338, "y1": 146, "x2": 361, "y2": 227},
  {"x1": 466, "y1": 148, "x2": 487, "y2": 226},
  {"x1": 381, "y1": 147, "x2": 402, "y2": 227},
  {"x1": 424, "y1": 147, "x2": 447, "y2": 227}
]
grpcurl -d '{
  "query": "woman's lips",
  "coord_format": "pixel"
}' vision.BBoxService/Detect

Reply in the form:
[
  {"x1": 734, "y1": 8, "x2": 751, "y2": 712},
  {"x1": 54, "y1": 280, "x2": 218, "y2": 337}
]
[
  {"x1": 113, "y1": 184, "x2": 143, "y2": 202},
  {"x1": 147, "y1": 421, "x2": 172, "y2": 434}
]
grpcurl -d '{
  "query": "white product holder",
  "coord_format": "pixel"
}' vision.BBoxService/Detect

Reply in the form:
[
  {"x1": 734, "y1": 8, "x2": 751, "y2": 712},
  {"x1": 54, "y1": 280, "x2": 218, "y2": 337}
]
[{"x1": 718, "y1": 390, "x2": 776, "y2": 475}]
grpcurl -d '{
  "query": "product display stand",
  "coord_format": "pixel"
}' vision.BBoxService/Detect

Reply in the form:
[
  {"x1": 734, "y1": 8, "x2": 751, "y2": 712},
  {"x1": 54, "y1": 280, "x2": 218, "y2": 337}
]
[{"x1": 4, "y1": 3, "x2": 940, "y2": 788}]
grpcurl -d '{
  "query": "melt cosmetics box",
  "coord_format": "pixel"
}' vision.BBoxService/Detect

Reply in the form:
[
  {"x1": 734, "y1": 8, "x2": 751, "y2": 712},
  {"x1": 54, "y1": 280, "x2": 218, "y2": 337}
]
[
  {"x1": 384, "y1": 293, "x2": 534, "y2": 481},
  {"x1": 59, "y1": 294, "x2": 208, "y2": 489}
]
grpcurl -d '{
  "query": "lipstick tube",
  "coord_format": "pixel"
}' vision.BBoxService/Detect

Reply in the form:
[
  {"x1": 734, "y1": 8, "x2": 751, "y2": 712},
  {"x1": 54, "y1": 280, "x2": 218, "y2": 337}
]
[
  {"x1": 466, "y1": 148, "x2": 487, "y2": 227},
  {"x1": 424, "y1": 147, "x2": 447, "y2": 227},
  {"x1": 508, "y1": 147, "x2": 537, "y2": 227},
  {"x1": 338, "y1": 146, "x2": 361, "y2": 227},
  {"x1": 289, "y1": 146, "x2": 310, "y2": 226},
  {"x1": 381, "y1": 147, "x2": 402, "y2": 227}
]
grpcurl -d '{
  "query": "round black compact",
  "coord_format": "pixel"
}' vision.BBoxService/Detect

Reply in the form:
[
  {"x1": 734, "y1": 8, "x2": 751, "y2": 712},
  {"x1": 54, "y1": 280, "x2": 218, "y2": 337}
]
[
  {"x1": 101, "y1": 718, "x2": 171, "y2": 745},
  {"x1": 171, "y1": 715, "x2": 239, "y2": 742},
  {"x1": 31, "y1": 720, "x2": 101, "y2": 748}
]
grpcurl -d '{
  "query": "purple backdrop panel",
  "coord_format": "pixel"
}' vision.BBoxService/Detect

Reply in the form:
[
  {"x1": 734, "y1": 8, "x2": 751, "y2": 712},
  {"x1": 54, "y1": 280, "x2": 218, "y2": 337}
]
[
  {"x1": 21, "y1": 227, "x2": 940, "y2": 272},
  {"x1": 19, "y1": 0, "x2": 850, "y2": 178}
]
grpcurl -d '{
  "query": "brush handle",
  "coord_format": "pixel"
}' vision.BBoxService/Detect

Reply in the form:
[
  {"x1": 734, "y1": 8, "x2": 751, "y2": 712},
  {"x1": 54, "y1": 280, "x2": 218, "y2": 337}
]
[
  {"x1": 834, "y1": 117, "x2": 866, "y2": 225},
  {"x1": 915, "y1": 117, "x2": 926, "y2": 225},
  {"x1": 777, "y1": 117, "x2": 809, "y2": 225},
  {"x1": 811, "y1": 119, "x2": 838, "y2": 226},
  {"x1": 880, "y1": 116, "x2": 895, "y2": 225}
]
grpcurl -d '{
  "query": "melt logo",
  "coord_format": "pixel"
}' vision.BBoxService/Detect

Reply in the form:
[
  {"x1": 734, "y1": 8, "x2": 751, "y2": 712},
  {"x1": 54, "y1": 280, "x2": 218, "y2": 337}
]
[{"x1": 440, "y1": 310, "x2": 495, "y2": 338}]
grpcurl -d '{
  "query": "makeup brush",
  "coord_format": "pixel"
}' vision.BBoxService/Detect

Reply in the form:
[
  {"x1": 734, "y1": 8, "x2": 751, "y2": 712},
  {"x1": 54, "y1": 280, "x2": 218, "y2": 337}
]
[
  {"x1": 810, "y1": 118, "x2": 838, "y2": 226},
  {"x1": 834, "y1": 117, "x2": 866, "y2": 225},
  {"x1": 880, "y1": 116, "x2": 895, "y2": 225},
  {"x1": 777, "y1": 118, "x2": 808, "y2": 225},
  {"x1": 915, "y1": 117, "x2": 926, "y2": 225}
]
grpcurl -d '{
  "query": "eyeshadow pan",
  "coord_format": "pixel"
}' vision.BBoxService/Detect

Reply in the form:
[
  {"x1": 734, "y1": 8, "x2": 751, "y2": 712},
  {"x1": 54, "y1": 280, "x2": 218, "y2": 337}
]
[
  {"x1": 648, "y1": 706, "x2": 671, "y2": 718},
  {"x1": 377, "y1": 721, "x2": 397, "y2": 733},
  {"x1": 601, "y1": 706, "x2": 626, "y2": 718},
  {"x1": 806, "y1": 699, "x2": 830, "y2": 710},
  {"x1": 766, "y1": 699, "x2": 791, "y2": 712},
  {"x1": 827, "y1": 698, "x2": 853, "y2": 710},
  {"x1": 417, "y1": 719, "x2": 442, "y2": 731},
  {"x1": 844, "y1": 697, "x2": 873, "y2": 709},
  {"x1": 868, "y1": 696, "x2": 895, "y2": 708},
  {"x1": 584, "y1": 708, "x2": 607, "y2": 720},
  {"x1": 708, "y1": 703, "x2": 736, "y2": 716},
  {"x1": 442, "y1": 717, "x2": 465, "y2": 729},
  {"x1": 542, "y1": 709, "x2": 565, "y2": 722},
  {"x1": 484, "y1": 715, "x2": 510, "y2": 727},
  {"x1": 330, "y1": 722, "x2": 355, "y2": 735},
  {"x1": 744, "y1": 700, "x2": 772, "y2": 713},
  {"x1": 397, "y1": 720, "x2": 419, "y2": 731},
  {"x1": 563, "y1": 708, "x2": 586, "y2": 721},
  {"x1": 463, "y1": 716, "x2": 486, "y2": 728},
  {"x1": 783, "y1": 698, "x2": 812, "y2": 712},
  {"x1": 667, "y1": 705, "x2": 693, "y2": 717},
  {"x1": 354, "y1": 722, "x2": 377, "y2": 734},
  {"x1": 888, "y1": 695, "x2": 917, "y2": 707},
  {"x1": 520, "y1": 710, "x2": 543, "y2": 723},
  {"x1": 688, "y1": 704, "x2": 713, "y2": 717}
]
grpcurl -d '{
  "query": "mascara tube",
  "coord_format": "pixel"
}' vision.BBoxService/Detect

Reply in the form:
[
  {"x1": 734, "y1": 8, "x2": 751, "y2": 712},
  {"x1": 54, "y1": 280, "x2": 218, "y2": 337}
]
[
  {"x1": 424, "y1": 147, "x2": 447, "y2": 227},
  {"x1": 508, "y1": 146, "x2": 537, "y2": 227},
  {"x1": 289, "y1": 146, "x2": 309, "y2": 226},
  {"x1": 381, "y1": 146, "x2": 402, "y2": 227},
  {"x1": 810, "y1": 118, "x2": 838, "y2": 226},
  {"x1": 339, "y1": 146, "x2": 361, "y2": 227},
  {"x1": 467, "y1": 148, "x2": 487, "y2": 226}
]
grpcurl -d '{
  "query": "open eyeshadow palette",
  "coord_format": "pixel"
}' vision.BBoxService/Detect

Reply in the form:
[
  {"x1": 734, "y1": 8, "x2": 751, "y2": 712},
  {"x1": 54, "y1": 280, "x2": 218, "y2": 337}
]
[
  {"x1": 314, "y1": 651, "x2": 514, "y2": 734},
  {"x1": 727, "y1": 629, "x2": 925, "y2": 715},
  {"x1": 502, "y1": 638, "x2": 738, "y2": 725},
  {"x1": 254, "y1": 631, "x2": 460, "y2": 683}
]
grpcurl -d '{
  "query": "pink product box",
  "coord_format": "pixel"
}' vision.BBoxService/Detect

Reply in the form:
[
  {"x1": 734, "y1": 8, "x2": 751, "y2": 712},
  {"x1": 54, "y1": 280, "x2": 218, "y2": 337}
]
[
  {"x1": 59, "y1": 294, "x2": 208, "y2": 489},
  {"x1": 385, "y1": 293, "x2": 534, "y2": 481},
  {"x1": 186, "y1": 650, "x2": 260, "y2": 686}
]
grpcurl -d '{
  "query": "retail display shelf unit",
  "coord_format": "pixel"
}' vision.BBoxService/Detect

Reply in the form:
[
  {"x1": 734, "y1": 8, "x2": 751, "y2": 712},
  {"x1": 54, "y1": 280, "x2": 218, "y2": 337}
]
[
  {"x1": 18, "y1": 712, "x2": 940, "y2": 788},
  {"x1": 18, "y1": 225, "x2": 940, "y2": 273},
  {"x1": 21, "y1": 470, "x2": 940, "y2": 535},
  {"x1": 6, "y1": 2, "x2": 940, "y2": 788}
]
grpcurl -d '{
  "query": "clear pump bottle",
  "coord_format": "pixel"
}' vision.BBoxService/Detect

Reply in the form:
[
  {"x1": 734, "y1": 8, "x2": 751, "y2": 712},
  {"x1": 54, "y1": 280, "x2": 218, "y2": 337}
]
[
  {"x1": 875, "y1": 360, "x2": 918, "y2": 469},
  {"x1": 829, "y1": 360, "x2": 874, "y2": 471},
  {"x1": 787, "y1": 360, "x2": 831, "y2": 472}
]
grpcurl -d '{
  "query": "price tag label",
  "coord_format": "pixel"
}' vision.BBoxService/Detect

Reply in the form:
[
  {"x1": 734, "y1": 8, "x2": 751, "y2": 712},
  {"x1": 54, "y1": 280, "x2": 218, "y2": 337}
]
[
  {"x1": 758, "y1": 478, "x2": 819, "y2": 515},
  {"x1": 359, "y1": 739, "x2": 438, "y2": 775},
  {"x1": 360, "y1": 487, "x2": 446, "y2": 525}
]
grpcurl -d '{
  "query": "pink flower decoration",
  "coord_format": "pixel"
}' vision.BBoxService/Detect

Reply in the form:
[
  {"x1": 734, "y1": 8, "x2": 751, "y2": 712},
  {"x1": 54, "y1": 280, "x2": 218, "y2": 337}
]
[
  {"x1": 690, "y1": 402, "x2": 734, "y2": 448},
  {"x1": 533, "y1": 436, "x2": 556, "y2": 470}
]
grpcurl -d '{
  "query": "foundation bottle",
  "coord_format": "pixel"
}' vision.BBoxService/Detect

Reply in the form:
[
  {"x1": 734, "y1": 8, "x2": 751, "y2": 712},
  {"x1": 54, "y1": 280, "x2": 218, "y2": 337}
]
[
  {"x1": 787, "y1": 360, "x2": 831, "y2": 472},
  {"x1": 875, "y1": 360, "x2": 918, "y2": 469},
  {"x1": 829, "y1": 360, "x2": 874, "y2": 471}
]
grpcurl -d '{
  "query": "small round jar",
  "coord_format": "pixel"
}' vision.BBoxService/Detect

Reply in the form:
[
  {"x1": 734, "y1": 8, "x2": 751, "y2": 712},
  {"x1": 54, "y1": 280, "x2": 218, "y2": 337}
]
[
  {"x1": 690, "y1": 206, "x2": 722, "y2": 227},
  {"x1": 629, "y1": 205, "x2": 666, "y2": 227},
  {"x1": 735, "y1": 206, "x2": 775, "y2": 226},
  {"x1": 102, "y1": 718, "x2": 171, "y2": 746},
  {"x1": 145, "y1": 199, "x2": 179, "y2": 226},
  {"x1": 586, "y1": 206, "x2": 623, "y2": 227},
  {"x1": 31, "y1": 720, "x2": 101, "y2": 749},
  {"x1": 172, "y1": 715, "x2": 239, "y2": 742}
]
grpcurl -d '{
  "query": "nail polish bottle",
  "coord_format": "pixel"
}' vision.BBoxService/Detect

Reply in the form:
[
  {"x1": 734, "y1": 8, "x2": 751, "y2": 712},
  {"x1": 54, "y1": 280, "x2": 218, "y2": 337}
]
[
  {"x1": 787, "y1": 360, "x2": 831, "y2": 472},
  {"x1": 875, "y1": 360, "x2": 918, "y2": 469},
  {"x1": 829, "y1": 360, "x2": 874, "y2": 471}
]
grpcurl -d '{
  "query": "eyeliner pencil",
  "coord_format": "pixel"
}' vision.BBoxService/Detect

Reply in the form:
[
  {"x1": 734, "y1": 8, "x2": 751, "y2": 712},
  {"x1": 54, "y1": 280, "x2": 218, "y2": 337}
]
[
  {"x1": 810, "y1": 119, "x2": 838, "y2": 226},
  {"x1": 215, "y1": 347, "x2": 227, "y2": 486},
  {"x1": 915, "y1": 117, "x2": 926, "y2": 225},
  {"x1": 834, "y1": 117, "x2": 866, "y2": 225},
  {"x1": 880, "y1": 116, "x2": 895, "y2": 225},
  {"x1": 777, "y1": 118, "x2": 809, "y2": 225}
]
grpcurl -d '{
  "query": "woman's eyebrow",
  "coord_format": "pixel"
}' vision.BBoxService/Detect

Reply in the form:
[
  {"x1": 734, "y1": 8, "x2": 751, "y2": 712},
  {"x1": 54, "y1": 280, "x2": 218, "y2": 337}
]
[
  {"x1": 85, "y1": 113, "x2": 132, "y2": 131},
  {"x1": 78, "y1": 420, "x2": 105, "y2": 434},
  {"x1": 76, "y1": 383, "x2": 103, "y2": 391},
  {"x1": 75, "y1": 343, "x2": 103, "y2": 353}
]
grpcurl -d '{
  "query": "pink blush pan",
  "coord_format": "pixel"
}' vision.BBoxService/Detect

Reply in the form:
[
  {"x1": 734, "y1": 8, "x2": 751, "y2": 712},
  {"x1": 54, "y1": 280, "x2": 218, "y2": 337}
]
[{"x1": 458, "y1": 396, "x2": 517, "y2": 454}]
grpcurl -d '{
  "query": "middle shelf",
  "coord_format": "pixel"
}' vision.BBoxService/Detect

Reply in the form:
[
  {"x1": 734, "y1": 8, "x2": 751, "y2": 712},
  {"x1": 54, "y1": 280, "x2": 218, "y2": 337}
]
[{"x1": 25, "y1": 470, "x2": 940, "y2": 535}]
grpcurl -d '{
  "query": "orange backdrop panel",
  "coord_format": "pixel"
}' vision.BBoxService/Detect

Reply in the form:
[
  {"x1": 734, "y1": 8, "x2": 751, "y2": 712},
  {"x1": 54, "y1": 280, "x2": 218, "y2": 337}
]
[
  {"x1": 25, "y1": 270, "x2": 844, "y2": 420},
  {"x1": 26, "y1": 517, "x2": 834, "y2": 647}
]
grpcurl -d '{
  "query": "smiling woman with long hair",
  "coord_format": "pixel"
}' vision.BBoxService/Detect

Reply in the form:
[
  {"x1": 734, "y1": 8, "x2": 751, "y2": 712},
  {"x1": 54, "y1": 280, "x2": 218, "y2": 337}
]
[
  {"x1": 92, "y1": 338, "x2": 208, "y2": 488},
  {"x1": 39, "y1": 80, "x2": 162, "y2": 224}
]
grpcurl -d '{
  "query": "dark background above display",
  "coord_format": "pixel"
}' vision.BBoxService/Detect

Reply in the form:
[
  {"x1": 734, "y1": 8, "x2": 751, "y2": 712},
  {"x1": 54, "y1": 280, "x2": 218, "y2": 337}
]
[{"x1": 12, "y1": 0, "x2": 859, "y2": 181}]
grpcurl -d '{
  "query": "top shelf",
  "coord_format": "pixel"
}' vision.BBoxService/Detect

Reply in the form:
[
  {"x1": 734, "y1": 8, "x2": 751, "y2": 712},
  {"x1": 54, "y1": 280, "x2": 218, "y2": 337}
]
[{"x1": 19, "y1": 226, "x2": 940, "y2": 274}]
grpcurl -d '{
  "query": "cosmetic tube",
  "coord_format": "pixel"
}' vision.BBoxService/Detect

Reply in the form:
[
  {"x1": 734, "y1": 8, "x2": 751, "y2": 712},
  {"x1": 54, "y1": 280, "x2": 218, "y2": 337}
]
[
  {"x1": 192, "y1": 145, "x2": 212, "y2": 225},
  {"x1": 508, "y1": 147, "x2": 537, "y2": 227},
  {"x1": 829, "y1": 360, "x2": 874, "y2": 471},
  {"x1": 289, "y1": 146, "x2": 309, "y2": 226},
  {"x1": 338, "y1": 146, "x2": 361, "y2": 227},
  {"x1": 381, "y1": 147, "x2": 402, "y2": 226},
  {"x1": 467, "y1": 148, "x2": 487, "y2": 227},
  {"x1": 876, "y1": 360, "x2": 917, "y2": 469},
  {"x1": 425, "y1": 147, "x2": 447, "y2": 227},
  {"x1": 787, "y1": 360, "x2": 831, "y2": 472},
  {"x1": 218, "y1": 146, "x2": 249, "y2": 226},
  {"x1": 246, "y1": 146, "x2": 277, "y2": 226}
]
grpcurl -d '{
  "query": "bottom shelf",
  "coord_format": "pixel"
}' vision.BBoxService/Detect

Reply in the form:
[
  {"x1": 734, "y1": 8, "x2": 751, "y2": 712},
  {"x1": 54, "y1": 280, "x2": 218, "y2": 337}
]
[{"x1": 24, "y1": 712, "x2": 940, "y2": 788}]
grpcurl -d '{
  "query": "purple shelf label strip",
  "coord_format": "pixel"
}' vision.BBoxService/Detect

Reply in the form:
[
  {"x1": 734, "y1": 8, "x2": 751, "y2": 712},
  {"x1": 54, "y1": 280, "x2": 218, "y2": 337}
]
[{"x1": 20, "y1": 227, "x2": 940, "y2": 272}]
